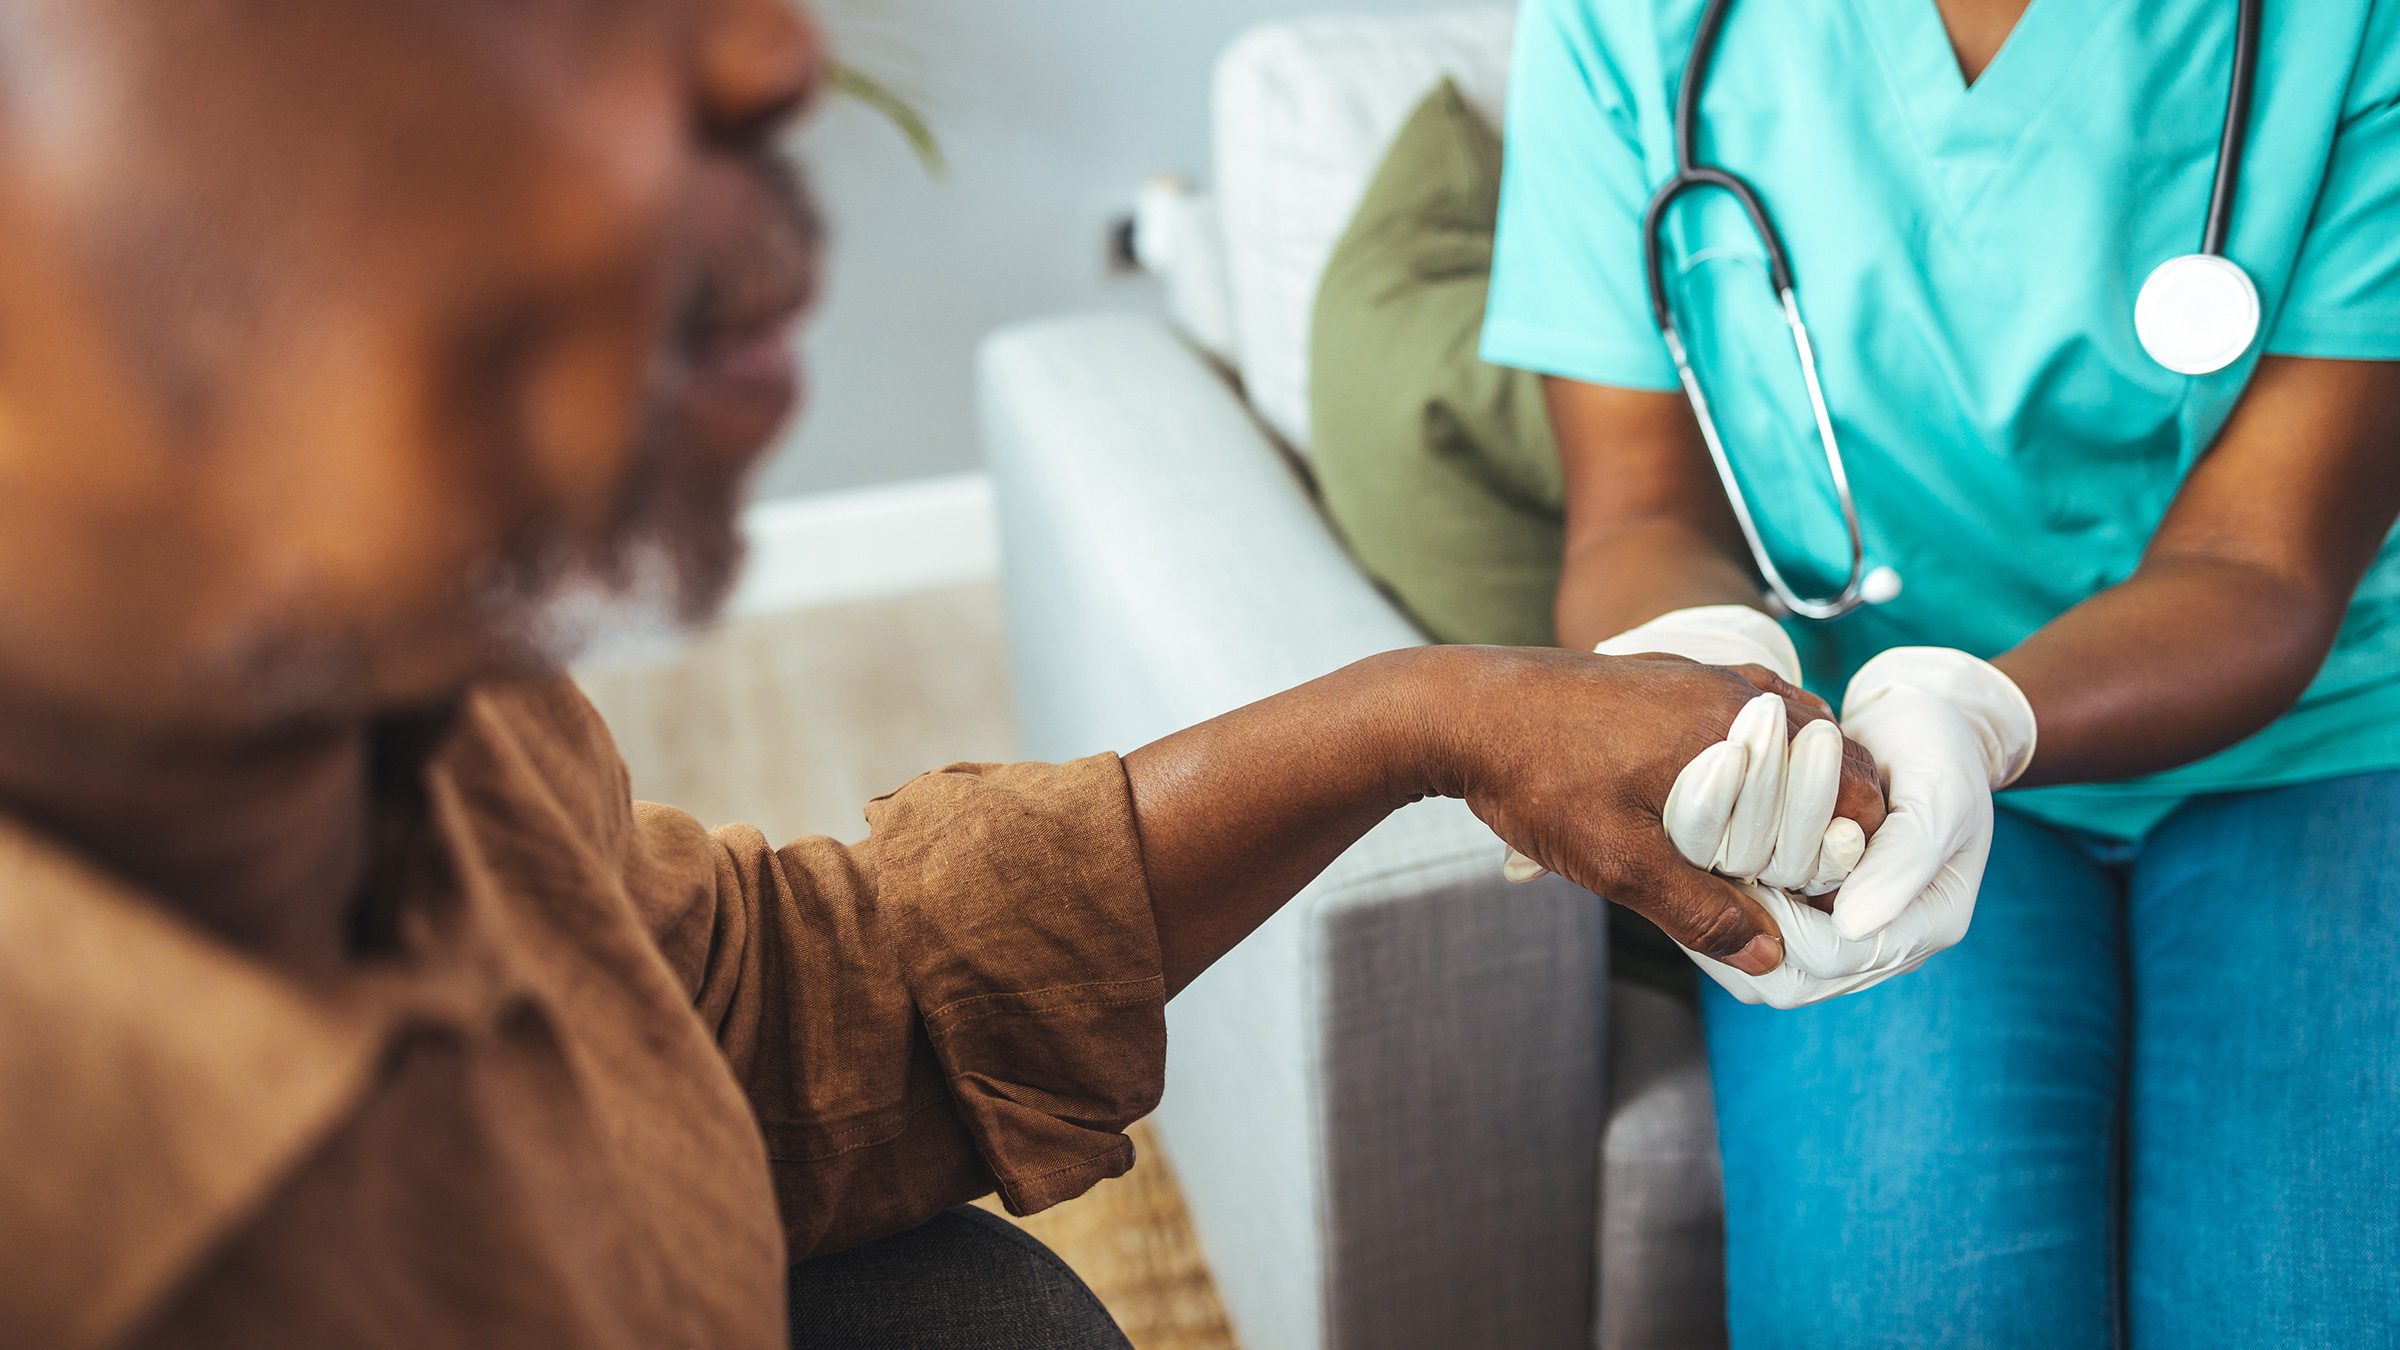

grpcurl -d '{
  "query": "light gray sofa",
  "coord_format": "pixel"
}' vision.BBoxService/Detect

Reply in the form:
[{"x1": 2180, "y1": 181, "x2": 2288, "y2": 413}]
[{"x1": 979, "y1": 12, "x2": 1727, "y2": 1350}]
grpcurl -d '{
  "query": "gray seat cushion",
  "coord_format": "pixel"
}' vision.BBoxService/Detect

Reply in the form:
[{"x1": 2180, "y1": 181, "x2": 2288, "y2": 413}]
[{"x1": 1598, "y1": 984, "x2": 1729, "y2": 1350}]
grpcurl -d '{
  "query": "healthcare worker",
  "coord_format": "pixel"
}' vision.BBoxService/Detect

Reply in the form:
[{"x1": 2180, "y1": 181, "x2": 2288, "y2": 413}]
[{"x1": 1481, "y1": 0, "x2": 2400, "y2": 1343}]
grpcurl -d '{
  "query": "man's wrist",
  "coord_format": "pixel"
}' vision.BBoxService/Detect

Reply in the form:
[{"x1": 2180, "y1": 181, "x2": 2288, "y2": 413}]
[
  {"x1": 1352, "y1": 645, "x2": 1524, "y2": 807},
  {"x1": 1327, "y1": 647, "x2": 1470, "y2": 810}
]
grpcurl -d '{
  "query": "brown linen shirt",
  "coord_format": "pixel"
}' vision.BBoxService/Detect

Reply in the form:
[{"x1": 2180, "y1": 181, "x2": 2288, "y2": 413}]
[{"x1": 0, "y1": 679, "x2": 1168, "y2": 1350}]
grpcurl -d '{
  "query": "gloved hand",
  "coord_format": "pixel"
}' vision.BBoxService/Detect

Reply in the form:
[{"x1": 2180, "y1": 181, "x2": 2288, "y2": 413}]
[
  {"x1": 1503, "y1": 606, "x2": 1860, "y2": 886},
  {"x1": 1679, "y1": 646, "x2": 2033, "y2": 1009},
  {"x1": 1593, "y1": 604, "x2": 1806, "y2": 677},
  {"x1": 1826, "y1": 647, "x2": 2038, "y2": 943},
  {"x1": 1683, "y1": 876, "x2": 1963, "y2": 1009},
  {"x1": 1662, "y1": 691, "x2": 1867, "y2": 894}
]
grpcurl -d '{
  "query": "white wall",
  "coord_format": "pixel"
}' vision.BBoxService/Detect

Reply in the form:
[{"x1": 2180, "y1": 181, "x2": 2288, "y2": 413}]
[{"x1": 758, "y1": 0, "x2": 1457, "y2": 499}]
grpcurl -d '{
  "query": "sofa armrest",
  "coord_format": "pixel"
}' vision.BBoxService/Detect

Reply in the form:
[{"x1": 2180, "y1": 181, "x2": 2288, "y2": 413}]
[
  {"x1": 978, "y1": 311, "x2": 1424, "y2": 755},
  {"x1": 980, "y1": 313, "x2": 1605, "y2": 1350}
]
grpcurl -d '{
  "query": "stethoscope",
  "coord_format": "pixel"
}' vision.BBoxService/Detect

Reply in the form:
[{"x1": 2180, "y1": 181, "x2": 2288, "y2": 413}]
[{"x1": 1641, "y1": 0, "x2": 2265, "y2": 621}]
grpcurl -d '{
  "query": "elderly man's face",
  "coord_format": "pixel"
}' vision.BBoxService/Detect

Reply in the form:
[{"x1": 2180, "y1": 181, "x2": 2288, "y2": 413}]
[{"x1": 0, "y1": 0, "x2": 823, "y2": 735}]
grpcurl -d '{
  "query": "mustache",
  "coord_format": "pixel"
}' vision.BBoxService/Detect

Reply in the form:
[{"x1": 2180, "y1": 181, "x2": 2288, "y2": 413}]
[
  {"x1": 466, "y1": 148, "x2": 829, "y2": 671},
  {"x1": 677, "y1": 149, "x2": 825, "y2": 352}
]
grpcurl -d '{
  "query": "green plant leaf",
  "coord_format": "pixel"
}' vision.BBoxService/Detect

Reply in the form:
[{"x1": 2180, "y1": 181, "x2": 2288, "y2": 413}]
[{"x1": 829, "y1": 63, "x2": 946, "y2": 180}]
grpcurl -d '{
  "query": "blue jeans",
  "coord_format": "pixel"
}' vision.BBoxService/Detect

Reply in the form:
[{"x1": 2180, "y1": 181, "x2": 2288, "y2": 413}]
[{"x1": 1703, "y1": 771, "x2": 2400, "y2": 1349}]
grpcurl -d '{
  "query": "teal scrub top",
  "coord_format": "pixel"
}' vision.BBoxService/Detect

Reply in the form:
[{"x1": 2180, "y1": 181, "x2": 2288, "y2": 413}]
[{"x1": 1482, "y1": 0, "x2": 2400, "y2": 840}]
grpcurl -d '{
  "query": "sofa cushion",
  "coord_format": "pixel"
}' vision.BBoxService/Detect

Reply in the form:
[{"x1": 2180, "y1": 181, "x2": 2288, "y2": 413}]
[
  {"x1": 1213, "y1": 6, "x2": 1515, "y2": 454},
  {"x1": 1309, "y1": 77, "x2": 1562, "y2": 650}
]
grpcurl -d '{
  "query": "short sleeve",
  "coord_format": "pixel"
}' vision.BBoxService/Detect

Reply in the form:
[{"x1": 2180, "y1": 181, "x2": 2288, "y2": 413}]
[
  {"x1": 1480, "y1": 0, "x2": 1679, "y2": 390},
  {"x1": 2265, "y1": 2, "x2": 2400, "y2": 357}
]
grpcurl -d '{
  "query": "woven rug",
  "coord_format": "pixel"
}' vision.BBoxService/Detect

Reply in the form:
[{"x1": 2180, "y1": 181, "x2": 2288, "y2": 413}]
[{"x1": 978, "y1": 1122, "x2": 1239, "y2": 1350}]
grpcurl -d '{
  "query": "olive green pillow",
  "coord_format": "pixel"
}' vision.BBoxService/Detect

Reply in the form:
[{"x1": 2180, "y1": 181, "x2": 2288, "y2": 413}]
[{"x1": 1309, "y1": 78, "x2": 1563, "y2": 649}]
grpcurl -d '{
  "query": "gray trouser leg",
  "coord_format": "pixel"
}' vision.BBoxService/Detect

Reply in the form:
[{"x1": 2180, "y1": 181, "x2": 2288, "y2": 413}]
[{"x1": 788, "y1": 1207, "x2": 1132, "y2": 1350}]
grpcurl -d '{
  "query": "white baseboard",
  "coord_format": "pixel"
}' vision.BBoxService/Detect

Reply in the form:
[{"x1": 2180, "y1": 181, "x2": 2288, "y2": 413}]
[{"x1": 724, "y1": 471, "x2": 999, "y2": 620}]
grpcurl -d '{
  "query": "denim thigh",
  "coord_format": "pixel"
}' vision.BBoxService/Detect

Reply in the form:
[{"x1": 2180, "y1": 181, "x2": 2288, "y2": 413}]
[
  {"x1": 2127, "y1": 771, "x2": 2400, "y2": 1349},
  {"x1": 1701, "y1": 807, "x2": 2125, "y2": 1350}
]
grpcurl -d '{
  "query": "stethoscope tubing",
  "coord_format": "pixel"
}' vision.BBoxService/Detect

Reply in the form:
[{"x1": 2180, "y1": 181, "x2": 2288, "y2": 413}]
[
  {"x1": 2203, "y1": 0, "x2": 2263, "y2": 257},
  {"x1": 1642, "y1": 0, "x2": 2264, "y2": 621},
  {"x1": 1640, "y1": 169, "x2": 1791, "y2": 332}
]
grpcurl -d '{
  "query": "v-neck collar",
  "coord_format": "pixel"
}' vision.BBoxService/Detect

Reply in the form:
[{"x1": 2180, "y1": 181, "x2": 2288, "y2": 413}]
[{"x1": 1847, "y1": 0, "x2": 2127, "y2": 220}]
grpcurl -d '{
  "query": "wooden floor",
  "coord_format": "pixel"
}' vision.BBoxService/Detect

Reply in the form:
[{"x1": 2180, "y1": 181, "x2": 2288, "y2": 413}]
[{"x1": 576, "y1": 582, "x2": 1241, "y2": 1350}]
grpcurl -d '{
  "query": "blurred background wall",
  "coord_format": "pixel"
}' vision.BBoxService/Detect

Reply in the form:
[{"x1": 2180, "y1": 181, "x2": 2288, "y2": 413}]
[{"x1": 762, "y1": 0, "x2": 1454, "y2": 500}]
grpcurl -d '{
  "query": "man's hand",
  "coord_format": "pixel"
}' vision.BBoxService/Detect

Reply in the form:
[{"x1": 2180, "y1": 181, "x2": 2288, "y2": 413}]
[
  {"x1": 1504, "y1": 605, "x2": 1880, "y2": 894},
  {"x1": 1423, "y1": 648, "x2": 1886, "y2": 978}
]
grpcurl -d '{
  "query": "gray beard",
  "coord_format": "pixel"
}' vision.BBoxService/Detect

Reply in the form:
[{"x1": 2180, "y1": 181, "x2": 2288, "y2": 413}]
[
  {"x1": 473, "y1": 382, "x2": 752, "y2": 672},
  {"x1": 503, "y1": 530, "x2": 728, "y2": 670},
  {"x1": 214, "y1": 428, "x2": 750, "y2": 727}
]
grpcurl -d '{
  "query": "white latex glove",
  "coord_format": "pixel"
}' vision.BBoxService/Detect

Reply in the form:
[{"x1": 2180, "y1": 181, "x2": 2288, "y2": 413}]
[
  {"x1": 1661, "y1": 694, "x2": 1865, "y2": 893},
  {"x1": 1504, "y1": 606, "x2": 1859, "y2": 891},
  {"x1": 1593, "y1": 604, "x2": 1804, "y2": 679},
  {"x1": 1682, "y1": 647, "x2": 2036, "y2": 1010},
  {"x1": 1684, "y1": 878, "x2": 1961, "y2": 1009},
  {"x1": 1827, "y1": 647, "x2": 2037, "y2": 942}
]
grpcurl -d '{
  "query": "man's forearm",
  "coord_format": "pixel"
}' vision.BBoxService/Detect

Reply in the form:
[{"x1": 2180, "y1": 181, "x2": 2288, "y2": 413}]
[
  {"x1": 1996, "y1": 554, "x2": 2345, "y2": 788},
  {"x1": 1124, "y1": 645, "x2": 1871, "y2": 995},
  {"x1": 1555, "y1": 519, "x2": 1765, "y2": 652},
  {"x1": 1124, "y1": 649, "x2": 1440, "y2": 998}
]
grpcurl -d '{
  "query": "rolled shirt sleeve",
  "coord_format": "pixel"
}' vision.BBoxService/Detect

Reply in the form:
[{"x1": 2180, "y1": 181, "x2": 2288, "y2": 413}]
[{"x1": 625, "y1": 757, "x2": 1166, "y2": 1260}]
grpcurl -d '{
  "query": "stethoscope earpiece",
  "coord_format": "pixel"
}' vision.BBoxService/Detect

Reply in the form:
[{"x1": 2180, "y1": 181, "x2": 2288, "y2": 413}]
[{"x1": 2135, "y1": 254, "x2": 2261, "y2": 377}]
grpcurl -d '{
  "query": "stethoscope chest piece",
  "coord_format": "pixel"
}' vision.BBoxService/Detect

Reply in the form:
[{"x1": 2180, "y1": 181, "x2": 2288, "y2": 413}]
[{"x1": 2135, "y1": 253, "x2": 2260, "y2": 377}]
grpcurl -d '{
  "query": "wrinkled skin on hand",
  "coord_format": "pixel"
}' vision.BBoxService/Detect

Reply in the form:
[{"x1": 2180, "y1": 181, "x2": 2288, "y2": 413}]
[{"x1": 1428, "y1": 649, "x2": 1886, "y2": 974}]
